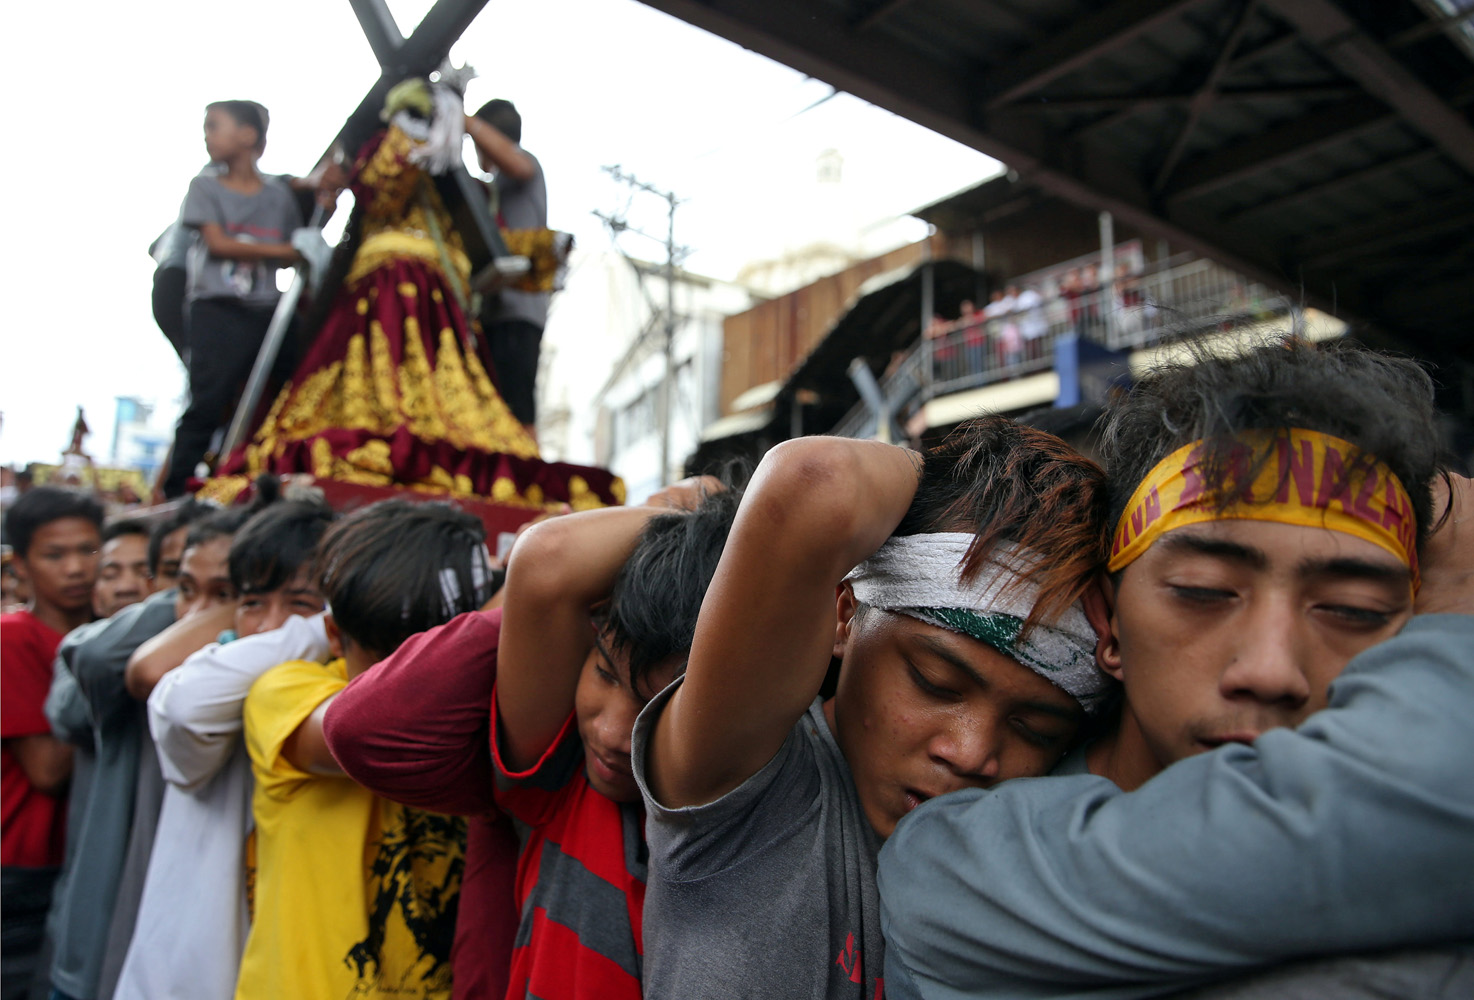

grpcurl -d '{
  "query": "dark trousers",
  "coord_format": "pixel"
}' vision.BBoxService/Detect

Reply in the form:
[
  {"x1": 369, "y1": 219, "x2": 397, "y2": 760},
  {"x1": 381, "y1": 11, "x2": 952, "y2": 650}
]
[
  {"x1": 151, "y1": 267, "x2": 188, "y2": 363},
  {"x1": 483, "y1": 318, "x2": 544, "y2": 427},
  {"x1": 163, "y1": 298, "x2": 280, "y2": 497},
  {"x1": 2, "y1": 866, "x2": 59, "y2": 1000}
]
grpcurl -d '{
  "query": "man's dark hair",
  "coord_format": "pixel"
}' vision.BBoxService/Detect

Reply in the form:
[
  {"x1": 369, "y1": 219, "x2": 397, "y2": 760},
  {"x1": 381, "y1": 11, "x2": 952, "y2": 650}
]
[
  {"x1": 316, "y1": 499, "x2": 489, "y2": 657},
  {"x1": 148, "y1": 499, "x2": 211, "y2": 577},
  {"x1": 474, "y1": 99, "x2": 521, "y2": 143},
  {"x1": 599, "y1": 488, "x2": 742, "y2": 696},
  {"x1": 229, "y1": 498, "x2": 336, "y2": 596},
  {"x1": 1016, "y1": 402, "x2": 1105, "y2": 465},
  {"x1": 183, "y1": 476, "x2": 283, "y2": 553},
  {"x1": 3, "y1": 487, "x2": 104, "y2": 557},
  {"x1": 1099, "y1": 336, "x2": 1445, "y2": 555},
  {"x1": 894, "y1": 415, "x2": 1108, "y2": 631},
  {"x1": 206, "y1": 100, "x2": 268, "y2": 151},
  {"x1": 101, "y1": 519, "x2": 151, "y2": 547}
]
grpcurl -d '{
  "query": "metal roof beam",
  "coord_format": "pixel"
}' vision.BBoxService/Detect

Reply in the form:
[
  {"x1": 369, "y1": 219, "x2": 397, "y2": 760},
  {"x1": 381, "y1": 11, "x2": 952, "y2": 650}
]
[
  {"x1": 1008, "y1": 84, "x2": 1355, "y2": 113},
  {"x1": 633, "y1": 0, "x2": 1336, "y2": 314},
  {"x1": 1387, "y1": 8, "x2": 1474, "y2": 49},
  {"x1": 1224, "y1": 27, "x2": 1302, "y2": 70},
  {"x1": 1298, "y1": 192, "x2": 1474, "y2": 269},
  {"x1": 1164, "y1": 96, "x2": 1392, "y2": 204},
  {"x1": 853, "y1": 0, "x2": 921, "y2": 32},
  {"x1": 1263, "y1": 0, "x2": 1474, "y2": 177},
  {"x1": 1075, "y1": 33, "x2": 1312, "y2": 136},
  {"x1": 1377, "y1": 275, "x2": 1474, "y2": 327},
  {"x1": 1222, "y1": 147, "x2": 1442, "y2": 222},
  {"x1": 1152, "y1": 0, "x2": 1262, "y2": 192},
  {"x1": 982, "y1": 0, "x2": 1211, "y2": 109}
]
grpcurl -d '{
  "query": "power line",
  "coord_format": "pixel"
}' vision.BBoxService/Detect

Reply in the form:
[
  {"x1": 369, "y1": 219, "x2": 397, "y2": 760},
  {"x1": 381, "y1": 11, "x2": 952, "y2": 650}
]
[{"x1": 595, "y1": 165, "x2": 689, "y2": 486}]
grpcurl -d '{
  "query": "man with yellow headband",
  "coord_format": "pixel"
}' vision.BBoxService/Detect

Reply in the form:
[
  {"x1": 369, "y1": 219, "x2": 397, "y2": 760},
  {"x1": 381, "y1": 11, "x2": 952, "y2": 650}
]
[{"x1": 878, "y1": 338, "x2": 1474, "y2": 998}]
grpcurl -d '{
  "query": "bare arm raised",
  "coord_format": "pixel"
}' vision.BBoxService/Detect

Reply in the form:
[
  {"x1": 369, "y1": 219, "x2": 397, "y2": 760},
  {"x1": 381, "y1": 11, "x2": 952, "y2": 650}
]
[
  {"x1": 496, "y1": 505, "x2": 670, "y2": 772},
  {"x1": 125, "y1": 602, "x2": 237, "y2": 701},
  {"x1": 646, "y1": 436, "x2": 922, "y2": 808},
  {"x1": 463, "y1": 115, "x2": 536, "y2": 183}
]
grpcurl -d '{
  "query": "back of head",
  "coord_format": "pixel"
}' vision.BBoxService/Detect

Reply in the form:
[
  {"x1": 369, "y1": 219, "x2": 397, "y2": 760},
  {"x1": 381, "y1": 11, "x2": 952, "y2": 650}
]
[
  {"x1": 473, "y1": 99, "x2": 521, "y2": 143},
  {"x1": 3, "y1": 487, "x2": 105, "y2": 557},
  {"x1": 1017, "y1": 402, "x2": 1106, "y2": 465},
  {"x1": 894, "y1": 415, "x2": 1108, "y2": 628},
  {"x1": 184, "y1": 475, "x2": 284, "y2": 552},
  {"x1": 316, "y1": 499, "x2": 490, "y2": 658},
  {"x1": 603, "y1": 488, "x2": 742, "y2": 694},
  {"x1": 1099, "y1": 336, "x2": 1443, "y2": 553},
  {"x1": 102, "y1": 518, "x2": 151, "y2": 546},
  {"x1": 229, "y1": 497, "x2": 336, "y2": 595},
  {"x1": 148, "y1": 499, "x2": 212, "y2": 576}
]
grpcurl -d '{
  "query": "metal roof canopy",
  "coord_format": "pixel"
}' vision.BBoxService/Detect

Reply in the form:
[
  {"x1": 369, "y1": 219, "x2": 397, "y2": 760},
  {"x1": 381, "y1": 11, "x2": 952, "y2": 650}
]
[{"x1": 636, "y1": 0, "x2": 1474, "y2": 385}]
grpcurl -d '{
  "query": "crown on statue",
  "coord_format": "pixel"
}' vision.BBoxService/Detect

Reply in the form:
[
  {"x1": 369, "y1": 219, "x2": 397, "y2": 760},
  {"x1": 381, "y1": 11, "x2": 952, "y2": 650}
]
[{"x1": 430, "y1": 60, "x2": 476, "y2": 96}]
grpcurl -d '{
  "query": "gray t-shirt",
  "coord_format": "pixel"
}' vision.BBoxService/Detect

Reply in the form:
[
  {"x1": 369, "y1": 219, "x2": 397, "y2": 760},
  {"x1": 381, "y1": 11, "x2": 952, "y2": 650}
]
[
  {"x1": 43, "y1": 623, "x2": 106, "y2": 957},
  {"x1": 632, "y1": 683, "x2": 884, "y2": 999},
  {"x1": 95, "y1": 724, "x2": 166, "y2": 1000},
  {"x1": 485, "y1": 151, "x2": 549, "y2": 329},
  {"x1": 49, "y1": 589, "x2": 176, "y2": 999},
  {"x1": 1173, "y1": 946, "x2": 1474, "y2": 999},
  {"x1": 879, "y1": 614, "x2": 1474, "y2": 1000},
  {"x1": 181, "y1": 174, "x2": 301, "y2": 307}
]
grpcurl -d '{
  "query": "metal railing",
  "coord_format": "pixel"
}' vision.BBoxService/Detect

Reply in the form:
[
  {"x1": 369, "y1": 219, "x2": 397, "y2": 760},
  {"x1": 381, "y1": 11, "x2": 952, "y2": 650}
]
[{"x1": 832, "y1": 254, "x2": 1292, "y2": 439}]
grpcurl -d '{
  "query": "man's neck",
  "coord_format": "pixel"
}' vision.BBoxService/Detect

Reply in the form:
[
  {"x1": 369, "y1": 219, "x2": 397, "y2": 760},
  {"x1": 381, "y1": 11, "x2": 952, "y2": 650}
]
[
  {"x1": 1086, "y1": 706, "x2": 1163, "y2": 791},
  {"x1": 27, "y1": 598, "x2": 91, "y2": 637}
]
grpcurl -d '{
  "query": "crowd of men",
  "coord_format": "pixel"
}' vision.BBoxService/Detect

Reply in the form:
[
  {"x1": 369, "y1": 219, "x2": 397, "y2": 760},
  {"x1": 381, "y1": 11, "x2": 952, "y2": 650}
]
[{"x1": 1, "y1": 334, "x2": 1470, "y2": 1000}]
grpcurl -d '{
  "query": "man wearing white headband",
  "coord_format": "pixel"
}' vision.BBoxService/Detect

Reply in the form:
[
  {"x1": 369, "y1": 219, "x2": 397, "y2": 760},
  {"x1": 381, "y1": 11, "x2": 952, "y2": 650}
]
[
  {"x1": 880, "y1": 338, "x2": 1474, "y2": 998},
  {"x1": 632, "y1": 416, "x2": 1113, "y2": 998}
]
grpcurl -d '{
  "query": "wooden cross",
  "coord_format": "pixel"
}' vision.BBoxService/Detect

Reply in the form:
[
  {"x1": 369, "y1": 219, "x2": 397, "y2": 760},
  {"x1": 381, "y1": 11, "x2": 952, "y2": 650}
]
[
  {"x1": 340, "y1": 0, "x2": 510, "y2": 271},
  {"x1": 217, "y1": 0, "x2": 508, "y2": 463}
]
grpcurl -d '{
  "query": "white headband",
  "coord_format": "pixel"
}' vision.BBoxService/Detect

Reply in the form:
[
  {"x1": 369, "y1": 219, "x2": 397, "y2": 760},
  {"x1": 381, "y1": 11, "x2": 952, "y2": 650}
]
[
  {"x1": 843, "y1": 534, "x2": 1112, "y2": 713},
  {"x1": 436, "y1": 543, "x2": 495, "y2": 619}
]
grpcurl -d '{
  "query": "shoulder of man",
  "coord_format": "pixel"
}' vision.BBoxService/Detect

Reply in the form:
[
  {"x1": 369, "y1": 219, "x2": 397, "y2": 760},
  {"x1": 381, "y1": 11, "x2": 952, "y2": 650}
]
[
  {"x1": 245, "y1": 658, "x2": 349, "y2": 787},
  {"x1": 1, "y1": 610, "x2": 57, "y2": 683},
  {"x1": 1, "y1": 610, "x2": 49, "y2": 651},
  {"x1": 93, "y1": 589, "x2": 178, "y2": 646},
  {"x1": 184, "y1": 173, "x2": 224, "y2": 200}
]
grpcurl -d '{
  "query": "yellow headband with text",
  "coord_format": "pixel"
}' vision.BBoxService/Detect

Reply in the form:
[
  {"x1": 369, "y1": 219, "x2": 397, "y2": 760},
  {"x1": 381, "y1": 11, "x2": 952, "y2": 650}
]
[{"x1": 1108, "y1": 429, "x2": 1418, "y2": 587}]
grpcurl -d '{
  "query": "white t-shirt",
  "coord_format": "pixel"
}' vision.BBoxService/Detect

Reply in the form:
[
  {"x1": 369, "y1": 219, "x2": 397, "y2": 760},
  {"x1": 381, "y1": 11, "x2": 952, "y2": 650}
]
[
  {"x1": 1014, "y1": 288, "x2": 1048, "y2": 339},
  {"x1": 112, "y1": 615, "x2": 330, "y2": 1000},
  {"x1": 982, "y1": 295, "x2": 1015, "y2": 320}
]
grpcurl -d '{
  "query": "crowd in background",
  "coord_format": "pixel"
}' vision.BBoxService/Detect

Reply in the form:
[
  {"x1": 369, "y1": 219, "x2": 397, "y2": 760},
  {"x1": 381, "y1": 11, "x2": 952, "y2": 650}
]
[{"x1": 2, "y1": 333, "x2": 1472, "y2": 1000}]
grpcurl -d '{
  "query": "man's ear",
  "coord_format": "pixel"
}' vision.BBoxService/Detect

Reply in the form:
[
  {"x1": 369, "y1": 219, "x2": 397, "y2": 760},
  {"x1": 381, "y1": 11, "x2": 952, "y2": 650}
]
[
  {"x1": 833, "y1": 582, "x2": 859, "y2": 659},
  {"x1": 323, "y1": 613, "x2": 345, "y2": 660},
  {"x1": 1081, "y1": 574, "x2": 1124, "y2": 681}
]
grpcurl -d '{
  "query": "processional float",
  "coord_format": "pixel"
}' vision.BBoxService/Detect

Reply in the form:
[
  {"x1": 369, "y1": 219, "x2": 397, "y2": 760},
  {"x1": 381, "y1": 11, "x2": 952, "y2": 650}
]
[{"x1": 188, "y1": 0, "x2": 621, "y2": 535}]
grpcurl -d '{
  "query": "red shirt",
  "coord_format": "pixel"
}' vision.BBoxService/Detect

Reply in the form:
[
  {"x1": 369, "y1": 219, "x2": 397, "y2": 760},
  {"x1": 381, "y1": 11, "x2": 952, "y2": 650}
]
[
  {"x1": 1, "y1": 610, "x2": 67, "y2": 867},
  {"x1": 491, "y1": 698, "x2": 646, "y2": 1000},
  {"x1": 323, "y1": 610, "x2": 519, "y2": 1000}
]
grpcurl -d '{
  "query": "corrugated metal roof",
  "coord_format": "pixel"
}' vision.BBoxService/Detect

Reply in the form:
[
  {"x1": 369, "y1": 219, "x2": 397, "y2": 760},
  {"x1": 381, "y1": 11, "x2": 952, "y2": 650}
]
[{"x1": 639, "y1": 0, "x2": 1474, "y2": 390}]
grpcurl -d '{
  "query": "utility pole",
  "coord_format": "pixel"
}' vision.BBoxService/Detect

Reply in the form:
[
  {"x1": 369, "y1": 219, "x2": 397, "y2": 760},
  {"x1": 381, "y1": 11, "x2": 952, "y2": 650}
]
[{"x1": 596, "y1": 165, "x2": 685, "y2": 487}]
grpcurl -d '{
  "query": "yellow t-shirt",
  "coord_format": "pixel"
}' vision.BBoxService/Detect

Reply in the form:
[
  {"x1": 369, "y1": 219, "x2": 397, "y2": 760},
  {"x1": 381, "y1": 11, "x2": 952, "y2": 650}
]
[{"x1": 236, "y1": 658, "x2": 466, "y2": 1000}]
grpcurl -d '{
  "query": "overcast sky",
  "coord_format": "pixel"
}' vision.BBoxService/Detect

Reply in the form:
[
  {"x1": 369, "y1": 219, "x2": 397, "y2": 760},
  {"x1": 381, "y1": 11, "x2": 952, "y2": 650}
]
[{"x1": 0, "y1": 0, "x2": 997, "y2": 467}]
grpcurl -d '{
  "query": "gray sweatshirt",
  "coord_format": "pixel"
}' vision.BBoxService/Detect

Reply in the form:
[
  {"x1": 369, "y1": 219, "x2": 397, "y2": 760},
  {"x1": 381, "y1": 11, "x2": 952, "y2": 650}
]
[{"x1": 879, "y1": 614, "x2": 1474, "y2": 999}]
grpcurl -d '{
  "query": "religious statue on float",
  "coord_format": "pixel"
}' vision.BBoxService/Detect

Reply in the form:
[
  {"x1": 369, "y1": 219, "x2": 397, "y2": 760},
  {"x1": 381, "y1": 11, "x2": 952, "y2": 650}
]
[{"x1": 208, "y1": 67, "x2": 611, "y2": 510}]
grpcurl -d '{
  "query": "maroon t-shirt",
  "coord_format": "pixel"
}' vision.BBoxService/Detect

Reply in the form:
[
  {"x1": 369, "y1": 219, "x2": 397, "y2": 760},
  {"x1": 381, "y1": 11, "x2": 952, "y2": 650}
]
[
  {"x1": 1, "y1": 610, "x2": 67, "y2": 868},
  {"x1": 322, "y1": 610, "x2": 518, "y2": 1000}
]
